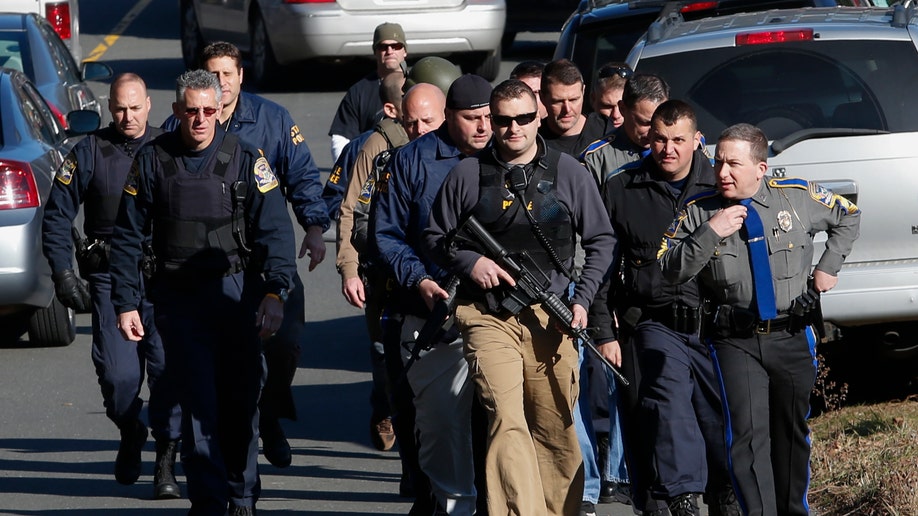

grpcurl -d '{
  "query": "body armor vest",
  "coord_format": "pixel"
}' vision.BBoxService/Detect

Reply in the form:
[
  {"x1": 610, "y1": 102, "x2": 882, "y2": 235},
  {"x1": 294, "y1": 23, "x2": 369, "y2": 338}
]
[
  {"x1": 84, "y1": 126, "x2": 161, "y2": 240},
  {"x1": 150, "y1": 132, "x2": 243, "y2": 276},
  {"x1": 472, "y1": 147, "x2": 574, "y2": 276}
]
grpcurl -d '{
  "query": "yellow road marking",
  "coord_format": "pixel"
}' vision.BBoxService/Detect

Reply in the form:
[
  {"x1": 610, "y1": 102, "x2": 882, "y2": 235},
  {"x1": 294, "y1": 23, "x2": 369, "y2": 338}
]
[{"x1": 84, "y1": 0, "x2": 155, "y2": 62}]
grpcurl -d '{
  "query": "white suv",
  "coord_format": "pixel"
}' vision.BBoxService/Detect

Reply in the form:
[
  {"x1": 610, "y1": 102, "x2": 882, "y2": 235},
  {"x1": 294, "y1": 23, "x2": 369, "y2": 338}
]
[{"x1": 628, "y1": 4, "x2": 918, "y2": 357}]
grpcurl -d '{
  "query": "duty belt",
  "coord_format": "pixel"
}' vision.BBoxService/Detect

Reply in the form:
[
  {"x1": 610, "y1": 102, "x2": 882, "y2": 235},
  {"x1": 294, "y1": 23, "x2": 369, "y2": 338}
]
[
  {"x1": 711, "y1": 305, "x2": 795, "y2": 337},
  {"x1": 640, "y1": 304, "x2": 701, "y2": 334}
]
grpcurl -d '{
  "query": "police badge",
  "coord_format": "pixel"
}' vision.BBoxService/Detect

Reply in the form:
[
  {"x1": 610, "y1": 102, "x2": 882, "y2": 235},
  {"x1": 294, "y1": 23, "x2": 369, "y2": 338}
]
[{"x1": 777, "y1": 210, "x2": 792, "y2": 232}]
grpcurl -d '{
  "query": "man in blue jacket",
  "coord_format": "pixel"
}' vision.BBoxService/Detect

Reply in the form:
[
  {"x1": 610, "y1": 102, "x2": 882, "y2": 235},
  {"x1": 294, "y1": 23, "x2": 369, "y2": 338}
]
[{"x1": 164, "y1": 42, "x2": 329, "y2": 470}]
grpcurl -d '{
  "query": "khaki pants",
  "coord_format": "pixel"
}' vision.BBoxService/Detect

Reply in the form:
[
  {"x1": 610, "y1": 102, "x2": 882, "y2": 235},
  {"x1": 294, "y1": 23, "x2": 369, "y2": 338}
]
[{"x1": 455, "y1": 302, "x2": 583, "y2": 516}]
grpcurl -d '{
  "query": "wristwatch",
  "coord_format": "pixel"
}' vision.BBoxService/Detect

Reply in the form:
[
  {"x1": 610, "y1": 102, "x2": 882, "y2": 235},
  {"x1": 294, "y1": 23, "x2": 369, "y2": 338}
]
[{"x1": 271, "y1": 287, "x2": 289, "y2": 303}]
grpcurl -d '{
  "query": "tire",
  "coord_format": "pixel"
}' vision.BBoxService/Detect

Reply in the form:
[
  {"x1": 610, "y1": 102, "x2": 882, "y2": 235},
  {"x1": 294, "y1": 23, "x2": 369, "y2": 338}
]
[
  {"x1": 465, "y1": 47, "x2": 501, "y2": 82},
  {"x1": 28, "y1": 296, "x2": 76, "y2": 347},
  {"x1": 180, "y1": 0, "x2": 204, "y2": 70},
  {"x1": 251, "y1": 10, "x2": 280, "y2": 89}
]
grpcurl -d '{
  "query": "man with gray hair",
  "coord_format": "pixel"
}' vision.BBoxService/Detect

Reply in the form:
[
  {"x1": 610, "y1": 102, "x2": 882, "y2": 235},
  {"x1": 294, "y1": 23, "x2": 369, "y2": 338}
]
[{"x1": 109, "y1": 69, "x2": 296, "y2": 516}]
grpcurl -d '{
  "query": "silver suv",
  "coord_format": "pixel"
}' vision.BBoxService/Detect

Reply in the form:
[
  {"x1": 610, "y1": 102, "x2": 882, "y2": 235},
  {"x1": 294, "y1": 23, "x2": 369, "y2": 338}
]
[{"x1": 628, "y1": 4, "x2": 918, "y2": 356}]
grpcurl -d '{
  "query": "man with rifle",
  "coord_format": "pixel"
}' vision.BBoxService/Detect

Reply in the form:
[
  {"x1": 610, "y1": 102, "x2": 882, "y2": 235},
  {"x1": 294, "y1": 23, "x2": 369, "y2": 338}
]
[{"x1": 424, "y1": 79, "x2": 616, "y2": 516}]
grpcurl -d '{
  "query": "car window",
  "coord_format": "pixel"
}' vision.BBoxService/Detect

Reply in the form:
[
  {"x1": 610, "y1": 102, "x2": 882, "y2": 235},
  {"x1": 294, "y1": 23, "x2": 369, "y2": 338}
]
[
  {"x1": 18, "y1": 80, "x2": 65, "y2": 145},
  {"x1": 636, "y1": 40, "x2": 918, "y2": 140},
  {"x1": 37, "y1": 19, "x2": 80, "y2": 85},
  {"x1": 0, "y1": 36, "x2": 26, "y2": 72}
]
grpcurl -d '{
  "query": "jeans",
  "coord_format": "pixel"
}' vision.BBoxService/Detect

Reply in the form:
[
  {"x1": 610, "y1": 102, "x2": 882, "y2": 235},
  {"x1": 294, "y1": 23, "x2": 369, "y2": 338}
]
[{"x1": 575, "y1": 344, "x2": 601, "y2": 504}]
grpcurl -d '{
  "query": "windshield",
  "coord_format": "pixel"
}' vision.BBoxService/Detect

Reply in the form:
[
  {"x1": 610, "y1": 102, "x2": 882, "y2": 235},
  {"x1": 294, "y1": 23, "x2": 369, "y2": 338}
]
[{"x1": 635, "y1": 40, "x2": 918, "y2": 140}]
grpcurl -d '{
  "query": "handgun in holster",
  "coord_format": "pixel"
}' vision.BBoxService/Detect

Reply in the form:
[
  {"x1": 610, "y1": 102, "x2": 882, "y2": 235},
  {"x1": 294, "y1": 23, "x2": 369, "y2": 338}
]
[{"x1": 72, "y1": 226, "x2": 108, "y2": 275}]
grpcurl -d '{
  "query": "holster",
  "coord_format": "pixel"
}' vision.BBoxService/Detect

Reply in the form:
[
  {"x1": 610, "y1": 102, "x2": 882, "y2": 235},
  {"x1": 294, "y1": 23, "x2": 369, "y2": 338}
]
[{"x1": 76, "y1": 240, "x2": 110, "y2": 275}]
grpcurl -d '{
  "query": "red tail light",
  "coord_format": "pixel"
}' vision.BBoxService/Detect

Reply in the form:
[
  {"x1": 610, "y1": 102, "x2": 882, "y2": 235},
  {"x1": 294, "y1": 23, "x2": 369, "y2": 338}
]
[
  {"x1": 45, "y1": 2, "x2": 72, "y2": 40},
  {"x1": 0, "y1": 161, "x2": 40, "y2": 210},
  {"x1": 681, "y1": 2, "x2": 718, "y2": 13},
  {"x1": 736, "y1": 29, "x2": 815, "y2": 46}
]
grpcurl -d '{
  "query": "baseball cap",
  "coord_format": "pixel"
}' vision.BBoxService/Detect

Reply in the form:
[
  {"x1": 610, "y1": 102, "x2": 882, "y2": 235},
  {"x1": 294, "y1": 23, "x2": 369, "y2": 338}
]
[
  {"x1": 373, "y1": 23, "x2": 407, "y2": 49},
  {"x1": 446, "y1": 74, "x2": 492, "y2": 110}
]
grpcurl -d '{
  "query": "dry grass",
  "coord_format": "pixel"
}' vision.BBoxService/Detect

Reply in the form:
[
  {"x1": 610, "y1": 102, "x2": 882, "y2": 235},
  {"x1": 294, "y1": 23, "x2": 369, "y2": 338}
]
[{"x1": 809, "y1": 395, "x2": 918, "y2": 515}]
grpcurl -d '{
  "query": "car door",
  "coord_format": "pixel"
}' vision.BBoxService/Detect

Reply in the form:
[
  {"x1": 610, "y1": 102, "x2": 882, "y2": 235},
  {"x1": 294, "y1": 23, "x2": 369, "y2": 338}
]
[{"x1": 35, "y1": 18, "x2": 98, "y2": 114}]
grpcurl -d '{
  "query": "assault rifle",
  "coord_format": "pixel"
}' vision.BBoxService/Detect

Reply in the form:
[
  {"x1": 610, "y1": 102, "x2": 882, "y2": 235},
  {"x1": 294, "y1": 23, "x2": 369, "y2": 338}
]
[
  {"x1": 402, "y1": 275, "x2": 461, "y2": 376},
  {"x1": 460, "y1": 215, "x2": 629, "y2": 387}
]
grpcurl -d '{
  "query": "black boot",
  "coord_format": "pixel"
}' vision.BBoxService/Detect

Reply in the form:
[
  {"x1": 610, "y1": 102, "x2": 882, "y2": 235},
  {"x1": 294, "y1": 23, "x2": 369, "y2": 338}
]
[
  {"x1": 114, "y1": 419, "x2": 148, "y2": 485},
  {"x1": 260, "y1": 417, "x2": 291, "y2": 468},
  {"x1": 153, "y1": 439, "x2": 180, "y2": 499},
  {"x1": 668, "y1": 493, "x2": 700, "y2": 516}
]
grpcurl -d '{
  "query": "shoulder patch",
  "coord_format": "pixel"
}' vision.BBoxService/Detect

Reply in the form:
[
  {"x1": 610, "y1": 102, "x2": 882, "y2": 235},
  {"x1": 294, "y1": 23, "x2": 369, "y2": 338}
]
[
  {"x1": 56, "y1": 152, "x2": 77, "y2": 185},
  {"x1": 123, "y1": 160, "x2": 140, "y2": 196},
  {"x1": 808, "y1": 181, "x2": 860, "y2": 214},
  {"x1": 663, "y1": 207, "x2": 689, "y2": 240},
  {"x1": 290, "y1": 124, "x2": 305, "y2": 146},
  {"x1": 253, "y1": 157, "x2": 279, "y2": 193}
]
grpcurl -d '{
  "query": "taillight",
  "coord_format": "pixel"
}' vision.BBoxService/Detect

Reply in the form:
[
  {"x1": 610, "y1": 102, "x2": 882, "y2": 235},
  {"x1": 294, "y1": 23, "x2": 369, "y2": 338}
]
[
  {"x1": 681, "y1": 2, "x2": 717, "y2": 13},
  {"x1": 736, "y1": 29, "x2": 815, "y2": 46},
  {"x1": 0, "y1": 161, "x2": 40, "y2": 210},
  {"x1": 283, "y1": 0, "x2": 335, "y2": 3},
  {"x1": 45, "y1": 2, "x2": 72, "y2": 41},
  {"x1": 46, "y1": 101, "x2": 69, "y2": 129}
]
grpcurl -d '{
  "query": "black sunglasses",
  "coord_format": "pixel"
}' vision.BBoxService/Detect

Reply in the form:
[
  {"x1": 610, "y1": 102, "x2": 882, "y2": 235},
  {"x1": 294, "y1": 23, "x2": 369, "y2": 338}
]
[
  {"x1": 375, "y1": 42, "x2": 404, "y2": 52},
  {"x1": 492, "y1": 112, "x2": 538, "y2": 128},
  {"x1": 597, "y1": 65, "x2": 633, "y2": 80}
]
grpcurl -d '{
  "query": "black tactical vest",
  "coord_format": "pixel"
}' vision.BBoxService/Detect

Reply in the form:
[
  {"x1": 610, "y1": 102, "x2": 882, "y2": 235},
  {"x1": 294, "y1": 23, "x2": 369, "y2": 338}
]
[
  {"x1": 150, "y1": 132, "x2": 243, "y2": 276},
  {"x1": 84, "y1": 126, "x2": 162, "y2": 239},
  {"x1": 471, "y1": 146, "x2": 574, "y2": 276}
]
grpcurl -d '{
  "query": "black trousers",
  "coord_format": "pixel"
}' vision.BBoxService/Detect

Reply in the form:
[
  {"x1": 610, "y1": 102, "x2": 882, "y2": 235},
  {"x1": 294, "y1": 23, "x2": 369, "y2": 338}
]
[{"x1": 710, "y1": 327, "x2": 818, "y2": 516}]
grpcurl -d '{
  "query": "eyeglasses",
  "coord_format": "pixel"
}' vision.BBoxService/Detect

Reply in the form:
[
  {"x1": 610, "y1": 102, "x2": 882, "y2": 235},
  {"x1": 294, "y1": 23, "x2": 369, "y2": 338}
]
[
  {"x1": 492, "y1": 112, "x2": 539, "y2": 128},
  {"x1": 183, "y1": 106, "x2": 219, "y2": 118},
  {"x1": 597, "y1": 65, "x2": 634, "y2": 80},
  {"x1": 375, "y1": 42, "x2": 404, "y2": 52}
]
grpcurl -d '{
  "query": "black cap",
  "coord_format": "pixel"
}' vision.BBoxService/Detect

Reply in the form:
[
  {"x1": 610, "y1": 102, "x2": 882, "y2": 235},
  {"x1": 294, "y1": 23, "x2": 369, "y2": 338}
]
[{"x1": 446, "y1": 74, "x2": 492, "y2": 110}]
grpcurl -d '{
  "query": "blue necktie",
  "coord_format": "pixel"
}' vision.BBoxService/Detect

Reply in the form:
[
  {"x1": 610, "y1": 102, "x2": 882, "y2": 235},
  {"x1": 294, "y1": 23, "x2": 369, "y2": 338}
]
[{"x1": 740, "y1": 198, "x2": 777, "y2": 320}]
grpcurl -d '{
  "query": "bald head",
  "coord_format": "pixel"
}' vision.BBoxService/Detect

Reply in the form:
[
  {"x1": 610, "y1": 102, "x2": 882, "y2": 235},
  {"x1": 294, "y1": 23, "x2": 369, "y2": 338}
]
[
  {"x1": 401, "y1": 82, "x2": 446, "y2": 141},
  {"x1": 108, "y1": 73, "x2": 151, "y2": 139}
]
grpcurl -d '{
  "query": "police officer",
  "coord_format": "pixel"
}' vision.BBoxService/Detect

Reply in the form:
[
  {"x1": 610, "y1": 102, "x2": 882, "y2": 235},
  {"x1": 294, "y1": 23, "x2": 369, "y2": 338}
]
[
  {"x1": 374, "y1": 74, "x2": 492, "y2": 515},
  {"x1": 582, "y1": 74, "x2": 670, "y2": 187},
  {"x1": 110, "y1": 69, "x2": 296, "y2": 516},
  {"x1": 41, "y1": 73, "x2": 182, "y2": 500},
  {"x1": 538, "y1": 59, "x2": 610, "y2": 158},
  {"x1": 590, "y1": 62, "x2": 631, "y2": 129},
  {"x1": 164, "y1": 41, "x2": 330, "y2": 469},
  {"x1": 659, "y1": 123, "x2": 860, "y2": 516},
  {"x1": 509, "y1": 60, "x2": 547, "y2": 120},
  {"x1": 590, "y1": 100, "x2": 737, "y2": 516},
  {"x1": 329, "y1": 22, "x2": 408, "y2": 161},
  {"x1": 424, "y1": 79, "x2": 616, "y2": 516}
]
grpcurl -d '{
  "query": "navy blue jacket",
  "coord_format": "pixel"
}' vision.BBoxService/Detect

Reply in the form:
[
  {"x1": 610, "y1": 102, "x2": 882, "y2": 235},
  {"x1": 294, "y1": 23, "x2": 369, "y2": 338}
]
[
  {"x1": 163, "y1": 91, "x2": 329, "y2": 232},
  {"x1": 109, "y1": 129, "x2": 296, "y2": 313},
  {"x1": 372, "y1": 124, "x2": 463, "y2": 314},
  {"x1": 322, "y1": 129, "x2": 372, "y2": 220},
  {"x1": 42, "y1": 124, "x2": 158, "y2": 273}
]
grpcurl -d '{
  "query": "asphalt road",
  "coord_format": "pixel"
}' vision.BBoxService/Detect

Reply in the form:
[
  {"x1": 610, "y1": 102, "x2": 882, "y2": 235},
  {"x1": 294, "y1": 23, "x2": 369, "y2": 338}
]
[{"x1": 0, "y1": 1, "x2": 648, "y2": 515}]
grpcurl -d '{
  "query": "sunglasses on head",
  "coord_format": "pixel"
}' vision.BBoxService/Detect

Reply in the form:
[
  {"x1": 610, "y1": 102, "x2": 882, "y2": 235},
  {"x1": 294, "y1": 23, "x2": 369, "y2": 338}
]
[
  {"x1": 375, "y1": 42, "x2": 404, "y2": 52},
  {"x1": 492, "y1": 112, "x2": 538, "y2": 128},
  {"x1": 597, "y1": 65, "x2": 633, "y2": 80},
  {"x1": 183, "y1": 106, "x2": 218, "y2": 118}
]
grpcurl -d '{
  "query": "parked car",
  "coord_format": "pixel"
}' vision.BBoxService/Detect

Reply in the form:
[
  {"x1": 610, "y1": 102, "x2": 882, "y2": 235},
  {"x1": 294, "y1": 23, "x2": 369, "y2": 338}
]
[
  {"x1": 2, "y1": 0, "x2": 82, "y2": 62},
  {"x1": 504, "y1": 0, "x2": 579, "y2": 48},
  {"x1": 622, "y1": 3, "x2": 918, "y2": 358},
  {"x1": 0, "y1": 13, "x2": 111, "y2": 127},
  {"x1": 179, "y1": 0, "x2": 506, "y2": 86},
  {"x1": 554, "y1": 0, "x2": 837, "y2": 98},
  {"x1": 0, "y1": 67, "x2": 100, "y2": 347}
]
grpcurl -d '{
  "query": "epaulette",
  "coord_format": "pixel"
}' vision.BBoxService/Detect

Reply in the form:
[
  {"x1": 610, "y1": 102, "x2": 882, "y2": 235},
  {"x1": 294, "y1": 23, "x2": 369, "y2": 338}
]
[
  {"x1": 580, "y1": 133, "x2": 615, "y2": 159},
  {"x1": 682, "y1": 189, "x2": 720, "y2": 207},
  {"x1": 768, "y1": 177, "x2": 809, "y2": 190}
]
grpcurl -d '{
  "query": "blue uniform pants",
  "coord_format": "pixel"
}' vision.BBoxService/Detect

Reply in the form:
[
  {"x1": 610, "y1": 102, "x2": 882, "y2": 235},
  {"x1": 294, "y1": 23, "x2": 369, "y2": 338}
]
[
  {"x1": 634, "y1": 320, "x2": 729, "y2": 500},
  {"x1": 88, "y1": 272, "x2": 180, "y2": 440},
  {"x1": 710, "y1": 327, "x2": 817, "y2": 516},
  {"x1": 260, "y1": 271, "x2": 304, "y2": 422},
  {"x1": 152, "y1": 272, "x2": 265, "y2": 515}
]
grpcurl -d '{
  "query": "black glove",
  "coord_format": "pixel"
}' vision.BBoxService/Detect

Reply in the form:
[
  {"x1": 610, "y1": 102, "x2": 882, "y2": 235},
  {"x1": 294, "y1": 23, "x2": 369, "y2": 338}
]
[{"x1": 52, "y1": 269, "x2": 91, "y2": 312}]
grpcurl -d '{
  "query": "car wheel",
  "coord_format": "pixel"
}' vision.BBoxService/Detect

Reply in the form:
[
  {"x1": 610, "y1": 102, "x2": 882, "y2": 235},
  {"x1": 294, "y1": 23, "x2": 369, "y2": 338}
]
[
  {"x1": 180, "y1": 0, "x2": 204, "y2": 70},
  {"x1": 251, "y1": 10, "x2": 280, "y2": 89},
  {"x1": 28, "y1": 296, "x2": 76, "y2": 347},
  {"x1": 467, "y1": 48, "x2": 501, "y2": 82}
]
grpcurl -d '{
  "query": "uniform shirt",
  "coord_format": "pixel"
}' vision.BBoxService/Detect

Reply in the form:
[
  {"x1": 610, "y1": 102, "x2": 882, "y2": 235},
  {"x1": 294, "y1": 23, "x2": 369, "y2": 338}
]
[
  {"x1": 539, "y1": 111, "x2": 610, "y2": 160},
  {"x1": 589, "y1": 148, "x2": 715, "y2": 344},
  {"x1": 42, "y1": 124, "x2": 157, "y2": 274},
  {"x1": 659, "y1": 178, "x2": 860, "y2": 313},
  {"x1": 109, "y1": 129, "x2": 296, "y2": 313},
  {"x1": 423, "y1": 139, "x2": 617, "y2": 310},
  {"x1": 336, "y1": 118, "x2": 408, "y2": 281},
  {"x1": 373, "y1": 124, "x2": 459, "y2": 314},
  {"x1": 580, "y1": 125, "x2": 648, "y2": 188},
  {"x1": 328, "y1": 72, "x2": 384, "y2": 141},
  {"x1": 163, "y1": 91, "x2": 329, "y2": 233},
  {"x1": 323, "y1": 129, "x2": 372, "y2": 221}
]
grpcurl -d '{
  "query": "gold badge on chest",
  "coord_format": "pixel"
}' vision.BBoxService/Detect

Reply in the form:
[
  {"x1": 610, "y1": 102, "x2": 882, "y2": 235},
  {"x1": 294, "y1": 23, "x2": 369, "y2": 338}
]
[{"x1": 777, "y1": 210, "x2": 792, "y2": 232}]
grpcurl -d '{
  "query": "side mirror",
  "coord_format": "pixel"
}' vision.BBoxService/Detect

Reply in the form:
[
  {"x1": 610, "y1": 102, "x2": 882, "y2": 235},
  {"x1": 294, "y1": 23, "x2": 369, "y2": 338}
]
[
  {"x1": 67, "y1": 110, "x2": 101, "y2": 135},
  {"x1": 81, "y1": 61, "x2": 113, "y2": 82}
]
